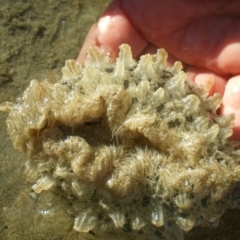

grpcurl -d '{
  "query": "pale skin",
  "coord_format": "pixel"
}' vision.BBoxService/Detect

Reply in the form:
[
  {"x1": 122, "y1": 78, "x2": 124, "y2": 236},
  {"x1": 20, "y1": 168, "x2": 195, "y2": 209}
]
[{"x1": 77, "y1": 0, "x2": 240, "y2": 140}]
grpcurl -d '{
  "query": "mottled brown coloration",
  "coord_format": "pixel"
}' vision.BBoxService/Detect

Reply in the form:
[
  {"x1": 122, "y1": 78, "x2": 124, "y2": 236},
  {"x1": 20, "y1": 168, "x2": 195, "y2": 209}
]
[{"x1": 1, "y1": 45, "x2": 240, "y2": 240}]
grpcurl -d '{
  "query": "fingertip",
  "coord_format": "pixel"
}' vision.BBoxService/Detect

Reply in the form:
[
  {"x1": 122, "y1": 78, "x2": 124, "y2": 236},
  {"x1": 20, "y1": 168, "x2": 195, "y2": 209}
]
[
  {"x1": 230, "y1": 126, "x2": 240, "y2": 141},
  {"x1": 77, "y1": 24, "x2": 99, "y2": 62},
  {"x1": 221, "y1": 75, "x2": 240, "y2": 141},
  {"x1": 97, "y1": 2, "x2": 147, "y2": 58},
  {"x1": 77, "y1": 0, "x2": 147, "y2": 62}
]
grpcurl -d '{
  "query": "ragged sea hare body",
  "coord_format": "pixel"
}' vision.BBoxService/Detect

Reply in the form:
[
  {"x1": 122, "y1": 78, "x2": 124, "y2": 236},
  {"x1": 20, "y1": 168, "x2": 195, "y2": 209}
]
[{"x1": 1, "y1": 44, "x2": 240, "y2": 240}]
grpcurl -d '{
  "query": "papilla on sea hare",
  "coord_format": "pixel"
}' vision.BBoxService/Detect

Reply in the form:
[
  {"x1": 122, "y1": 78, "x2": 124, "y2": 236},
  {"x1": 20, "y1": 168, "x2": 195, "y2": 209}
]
[{"x1": 1, "y1": 44, "x2": 240, "y2": 240}]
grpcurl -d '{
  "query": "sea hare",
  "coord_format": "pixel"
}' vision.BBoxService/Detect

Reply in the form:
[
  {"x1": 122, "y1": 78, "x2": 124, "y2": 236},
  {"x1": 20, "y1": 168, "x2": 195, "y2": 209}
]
[{"x1": 1, "y1": 44, "x2": 240, "y2": 240}]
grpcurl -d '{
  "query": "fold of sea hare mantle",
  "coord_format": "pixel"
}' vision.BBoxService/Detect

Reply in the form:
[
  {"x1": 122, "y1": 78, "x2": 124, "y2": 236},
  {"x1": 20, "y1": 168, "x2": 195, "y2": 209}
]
[{"x1": 1, "y1": 44, "x2": 240, "y2": 240}]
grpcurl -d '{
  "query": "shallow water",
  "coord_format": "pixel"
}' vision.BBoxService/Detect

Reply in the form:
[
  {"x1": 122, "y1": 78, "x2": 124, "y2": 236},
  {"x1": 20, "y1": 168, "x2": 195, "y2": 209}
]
[{"x1": 1, "y1": 1, "x2": 240, "y2": 240}]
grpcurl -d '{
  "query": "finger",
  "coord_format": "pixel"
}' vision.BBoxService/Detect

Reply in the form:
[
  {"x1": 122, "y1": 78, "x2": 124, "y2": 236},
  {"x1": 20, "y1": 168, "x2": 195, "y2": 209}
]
[
  {"x1": 121, "y1": 0, "x2": 240, "y2": 75},
  {"x1": 221, "y1": 75, "x2": 240, "y2": 141},
  {"x1": 140, "y1": 43, "x2": 158, "y2": 56},
  {"x1": 77, "y1": 23, "x2": 100, "y2": 62},
  {"x1": 186, "y1": 66, "x2": 227, "y2": 96},
  {"x1": 140, "y1": 43, "x2": 182, "y2": 67},
  {"x1": 77, "y1": 0, "x2": 147, "y2": 62},
  {"x1": 177, "y1": 17, "x2": 240, "y2": 75}
]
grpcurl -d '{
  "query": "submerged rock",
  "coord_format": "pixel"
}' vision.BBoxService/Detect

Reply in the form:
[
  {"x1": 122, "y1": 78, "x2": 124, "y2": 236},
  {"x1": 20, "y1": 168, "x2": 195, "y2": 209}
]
[{"x1": 1, "y1": 44, "x2": 240, "y2": 240}]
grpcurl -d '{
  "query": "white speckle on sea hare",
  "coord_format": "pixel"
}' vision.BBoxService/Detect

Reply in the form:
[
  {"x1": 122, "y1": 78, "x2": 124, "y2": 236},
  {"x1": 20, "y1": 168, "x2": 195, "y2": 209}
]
[{"x1": 1, "y1": 44, "x2": 240, "y2": 240}]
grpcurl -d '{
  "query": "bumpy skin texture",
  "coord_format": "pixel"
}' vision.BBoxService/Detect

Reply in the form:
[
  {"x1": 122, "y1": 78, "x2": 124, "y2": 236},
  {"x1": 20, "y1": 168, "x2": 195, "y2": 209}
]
[{"x1": 1, "y1": 45, "x2": 240, "y2": 240}]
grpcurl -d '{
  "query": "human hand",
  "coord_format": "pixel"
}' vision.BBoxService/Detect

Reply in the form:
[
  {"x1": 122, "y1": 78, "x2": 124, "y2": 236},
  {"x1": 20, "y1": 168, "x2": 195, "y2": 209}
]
[{"x1": 77, "y1": 0, "x2": 240, "y2": 140}]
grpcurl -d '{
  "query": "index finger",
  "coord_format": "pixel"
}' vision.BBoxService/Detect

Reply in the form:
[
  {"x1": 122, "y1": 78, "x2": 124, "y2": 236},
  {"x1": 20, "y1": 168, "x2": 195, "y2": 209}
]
[{"x1": 77, "y1": 0, "x2": 147, "y2": 62}]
